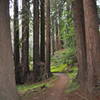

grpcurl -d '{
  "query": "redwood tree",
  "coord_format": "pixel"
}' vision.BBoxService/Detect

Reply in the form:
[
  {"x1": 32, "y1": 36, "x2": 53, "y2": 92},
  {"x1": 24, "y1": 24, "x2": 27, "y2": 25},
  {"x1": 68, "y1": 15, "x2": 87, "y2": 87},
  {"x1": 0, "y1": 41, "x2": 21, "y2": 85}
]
[
  {"x1": 55, "y1": 19, "x2": 59, "y2": 50},
  {"x1": 21, "y1": 0, "x2": 30, "y2": 82},
  {"x1": 51, "y1": 16, "x2": 55, "y2": 55},
  {"x1": 83, "y1": 0, "x2": 100, "y2": 96},
  {"x1": 45, "y1": 0, "x2": 52, "y2": 77},
  {"x1": 33, "y1": 0, "x2": 41, "y2": 81},
  {"x1": 72, "y1": 0, "x2": 87, "y2": 88},
  {"x1": 14, "y1": 0, "x2": 21, "y2": 84},
  {"x1": 0, "y1": 0, "x2": 18, "y2": 99},
  {"x1": 40, "y1": 0, "x2": 45, "y2": 62}
]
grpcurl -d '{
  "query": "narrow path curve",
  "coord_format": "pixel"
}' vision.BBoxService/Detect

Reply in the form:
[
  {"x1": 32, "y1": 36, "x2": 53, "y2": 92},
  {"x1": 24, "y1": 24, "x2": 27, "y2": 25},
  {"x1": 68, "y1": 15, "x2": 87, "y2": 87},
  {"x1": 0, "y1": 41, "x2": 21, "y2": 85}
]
[
  {"x1": 44, "y1": 73, "x2": 68, "y2": 100},
  {"x1": 22, "y1": 73, "x2": 68, "y2": 100}
]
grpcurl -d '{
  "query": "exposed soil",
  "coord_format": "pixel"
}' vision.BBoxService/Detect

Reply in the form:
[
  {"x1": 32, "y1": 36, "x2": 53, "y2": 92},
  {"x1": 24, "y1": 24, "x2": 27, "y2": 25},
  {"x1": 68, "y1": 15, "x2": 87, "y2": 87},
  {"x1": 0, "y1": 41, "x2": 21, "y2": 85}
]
[{"x1": 21, "y1": 73, "x2": 100, "y2": 100}]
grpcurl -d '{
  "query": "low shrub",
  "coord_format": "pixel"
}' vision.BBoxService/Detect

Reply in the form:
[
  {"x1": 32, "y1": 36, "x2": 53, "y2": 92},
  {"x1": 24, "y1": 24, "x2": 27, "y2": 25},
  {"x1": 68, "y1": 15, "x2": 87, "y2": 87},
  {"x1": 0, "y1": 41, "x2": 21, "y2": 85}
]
[{"x1": 51, "y1": 48, "x2": 77, "y2": 68}]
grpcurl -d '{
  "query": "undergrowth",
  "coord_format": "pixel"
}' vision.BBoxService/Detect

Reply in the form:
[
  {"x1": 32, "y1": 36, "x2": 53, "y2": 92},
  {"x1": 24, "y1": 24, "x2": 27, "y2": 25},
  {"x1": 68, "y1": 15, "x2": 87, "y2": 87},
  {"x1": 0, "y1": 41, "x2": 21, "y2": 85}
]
[
  {"x1": 51, "y1": 64, "x2": 67, "y2": 73},
  {"x1": 65, "y1": 66, "x2": 80, "y2": 93},
  {"x1": 51, "y1": 49, "x2": 77, "y2": 73},
  {"x1": 17, "y1": 75, "x2": 58, "y2": 95}
]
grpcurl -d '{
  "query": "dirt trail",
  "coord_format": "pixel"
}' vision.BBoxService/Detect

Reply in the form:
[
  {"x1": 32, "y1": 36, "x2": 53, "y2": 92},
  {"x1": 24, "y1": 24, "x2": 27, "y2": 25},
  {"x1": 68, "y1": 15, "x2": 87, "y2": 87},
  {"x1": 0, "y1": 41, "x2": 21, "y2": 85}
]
[
  {"x1": 44, "y1": 73, "x2": 68, "y2": 100},
  {"x1": 22, "y1": 73, "x2": 100, "y2": 100},
  {"x1": 22, "y1": 73, "x2": 68, "y2": 100}
]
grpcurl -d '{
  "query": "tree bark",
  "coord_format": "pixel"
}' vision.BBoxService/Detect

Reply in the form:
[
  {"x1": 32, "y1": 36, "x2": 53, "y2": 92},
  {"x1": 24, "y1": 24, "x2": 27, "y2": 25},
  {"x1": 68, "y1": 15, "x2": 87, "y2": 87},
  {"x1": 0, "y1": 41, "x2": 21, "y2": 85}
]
[
  {"x1": 83, "y1": 0, "x2": 100, "y2": 99},
  {"x1": 72, "y1": 0, "x2": 87, "y2": 88},
  {"x1": 51, "y1": 16, "x2": 55, "y2": 55},
  {"x1": 21, "y1": 0, "x2": 30, "y2": 82},
  {"x1": 40, "y1": 0, "x2": 45, "y2": 62},
  {"x1": 55, "y1": 21, "x2": 61, "y2": 50},
  {"x1": 0, "y1": 0, "x2": 18, "y2": 100},
  {"x1": 33, "y1": 0, "x2": 41, "y2": 82},
  {"x1": 58, "y1": 8, "x2": 63, "y2": 49},
  {"x1": 14, "y1": 0, "x2": 20, "y2": 84},
  {"x1": 55, "y1": 19, "x2": 59, "y2": 50},
  {"x1": 45, "y1": 0, "x2": 52, "y2": 77}
]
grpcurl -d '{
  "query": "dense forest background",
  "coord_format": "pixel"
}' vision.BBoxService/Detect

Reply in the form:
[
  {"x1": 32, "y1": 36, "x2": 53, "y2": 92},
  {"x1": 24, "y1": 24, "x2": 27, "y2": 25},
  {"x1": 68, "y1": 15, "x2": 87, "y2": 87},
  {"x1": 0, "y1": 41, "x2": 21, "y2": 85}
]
[{"x1": 0, "y1": 0, "x2": 100, "y2": 100}]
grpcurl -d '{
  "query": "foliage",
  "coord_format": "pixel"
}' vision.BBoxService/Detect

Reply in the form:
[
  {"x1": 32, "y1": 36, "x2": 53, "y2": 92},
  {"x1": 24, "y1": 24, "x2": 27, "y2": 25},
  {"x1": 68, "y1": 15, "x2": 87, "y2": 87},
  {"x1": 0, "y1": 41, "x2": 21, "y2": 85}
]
[
  {"x1": 17, "y1": 83, "x2": 46, "y2": 93},
  {"x1": 59, "y1": 2, "x2": 76, "y2": 49},
  {"x1": 65, "y1": 66, "x2": 79, "y2": 93},
  {"x1": 67, "y1": 66, "x2": 78, "y2": 79},
  {"x1": 51, "y1": 48, "x2": 77, "y2": 67},
  {"x1": 65, "y1": 80, "x2": 79, "y2": 93},
  {"x1": 51, "y1": 64, "x2": 67, "y2": 73},
  {"x1": 50, "y1": 0, "x2": 76, "y2": 49},
  {"x1": 17, "y1": 75, "x2": 57, "y2": 94}
]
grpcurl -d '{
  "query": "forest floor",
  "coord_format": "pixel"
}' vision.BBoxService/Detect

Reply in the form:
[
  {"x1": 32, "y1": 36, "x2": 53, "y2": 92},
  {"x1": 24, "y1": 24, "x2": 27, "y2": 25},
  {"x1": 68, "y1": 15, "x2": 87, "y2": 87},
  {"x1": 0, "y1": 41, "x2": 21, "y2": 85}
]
[{"x1": 21, "y1": 73, "x2": 100, "y2": 100}]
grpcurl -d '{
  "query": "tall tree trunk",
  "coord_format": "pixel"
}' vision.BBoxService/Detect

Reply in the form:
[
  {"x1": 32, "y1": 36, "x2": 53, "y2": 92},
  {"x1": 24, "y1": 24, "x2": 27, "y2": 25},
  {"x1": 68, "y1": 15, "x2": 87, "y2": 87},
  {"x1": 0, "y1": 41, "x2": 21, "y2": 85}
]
[
  {"x1": 72, "y1": 0, "x2": 87, "y2": 89},
  {"x1": 40, "y1": 0, "x2": 48, "y2": 80},
  {"x1": 58, "y1": 8, "x2": 62, "y2": 49},
  {"x1": 55, "y1": 3, "x2": 62, "y2": 51},
  {"x1": 21, "y1": 0, "x2": 30, "y2": 82},
  {"x1": 40, "y1": 0, "x2": 45, "y2": 62},
  {"x1": 51, "y1": 16, "x2": 55, "y2": 55},
  {"x1": 55, "y1": 19, "x2": 59, "y2": 50},
  {"x1": 45, "y1": 0, "x2": 52, "y2": 77},
  {"x1": 14, "y1": 0, "x2": 20, "y2": 84},
  {"x1": 33, "y1": 0, "x2": 41, "y2": 82},
  {"x1": 83, "y1": 0, "x2": 100, "y2": 96},
  {"x1": 0, "y1": 0, "x2": 18, "y2": 100},
  {"x1": 55, "y1": 18, "x2": 62, "y2": 50}
]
